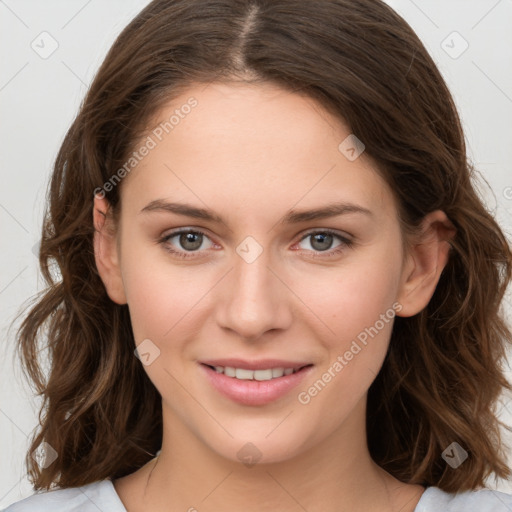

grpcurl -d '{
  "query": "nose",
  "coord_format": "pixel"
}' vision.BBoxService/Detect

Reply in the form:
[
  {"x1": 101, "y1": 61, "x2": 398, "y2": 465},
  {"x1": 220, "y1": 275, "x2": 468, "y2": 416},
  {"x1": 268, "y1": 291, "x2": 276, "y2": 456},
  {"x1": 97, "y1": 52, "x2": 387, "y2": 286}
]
[{"x1": 214, "y1": 246, "x2": 293, "y2": 341}]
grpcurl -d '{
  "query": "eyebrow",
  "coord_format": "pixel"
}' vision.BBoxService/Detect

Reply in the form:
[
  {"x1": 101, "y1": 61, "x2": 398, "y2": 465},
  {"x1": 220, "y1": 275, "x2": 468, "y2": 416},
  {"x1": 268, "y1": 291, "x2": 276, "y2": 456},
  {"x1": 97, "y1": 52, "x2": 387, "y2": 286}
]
[{"x1": 140, "y1": 199, "x2": 373, "y2": 225}]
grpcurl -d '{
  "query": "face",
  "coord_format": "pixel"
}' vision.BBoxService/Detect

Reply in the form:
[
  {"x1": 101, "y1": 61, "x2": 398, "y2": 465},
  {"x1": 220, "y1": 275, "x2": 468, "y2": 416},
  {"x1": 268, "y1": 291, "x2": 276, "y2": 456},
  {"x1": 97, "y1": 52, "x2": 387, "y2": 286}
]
[{"x1": 94, "y1": 81, "x2": 448, "y2": 466}]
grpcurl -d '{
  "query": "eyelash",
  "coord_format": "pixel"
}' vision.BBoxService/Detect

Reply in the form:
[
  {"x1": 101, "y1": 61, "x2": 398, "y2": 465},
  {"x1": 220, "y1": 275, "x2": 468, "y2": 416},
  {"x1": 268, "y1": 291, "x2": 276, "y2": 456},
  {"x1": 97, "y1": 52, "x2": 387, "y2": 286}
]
[{"x1": 158, "y1": 228, "x2": 354, "y2": 260}]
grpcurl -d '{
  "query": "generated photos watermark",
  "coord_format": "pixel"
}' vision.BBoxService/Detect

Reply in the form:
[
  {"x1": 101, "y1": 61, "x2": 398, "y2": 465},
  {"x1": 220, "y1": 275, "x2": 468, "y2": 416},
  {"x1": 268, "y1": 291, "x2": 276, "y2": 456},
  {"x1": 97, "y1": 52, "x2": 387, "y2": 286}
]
[
  {"x1": 93, "y1": 97, "x2": 198, "y2": 199},
  {"x1": 297, "y1": 301, "x2": 403, "y2": 405}
]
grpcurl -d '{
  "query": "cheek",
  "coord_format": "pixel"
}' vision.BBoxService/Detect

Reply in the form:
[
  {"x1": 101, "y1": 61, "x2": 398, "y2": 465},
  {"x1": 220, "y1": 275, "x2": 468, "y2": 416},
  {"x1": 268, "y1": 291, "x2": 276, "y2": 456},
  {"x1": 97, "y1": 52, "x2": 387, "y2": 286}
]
[
  {"x1": 292, "y1": 246, "x2": 401, "y2": 406},
  {"x1": 293, "y1": 248, "x2": 402, "y2": 348},
  {"x1": 119, "y1": 234, "x2": 219, "y2": 353},
  {"x1": 123, "y1": 264, "x2": 203, "y2": 343},
  {"x1": 120, "y1": 254, "x2": 212, "y2": 400},
  {"x1": 294, "y1": 292, "x2": 397, "y2": 444}
]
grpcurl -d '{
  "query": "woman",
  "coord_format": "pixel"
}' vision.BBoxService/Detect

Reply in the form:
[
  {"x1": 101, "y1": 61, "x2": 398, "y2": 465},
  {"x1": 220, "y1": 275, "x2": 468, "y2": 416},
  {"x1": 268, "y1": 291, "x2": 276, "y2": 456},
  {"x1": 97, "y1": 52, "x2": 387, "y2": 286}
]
[{"x1": 5, "y1": 0, "x2": 512, "y2": 510}]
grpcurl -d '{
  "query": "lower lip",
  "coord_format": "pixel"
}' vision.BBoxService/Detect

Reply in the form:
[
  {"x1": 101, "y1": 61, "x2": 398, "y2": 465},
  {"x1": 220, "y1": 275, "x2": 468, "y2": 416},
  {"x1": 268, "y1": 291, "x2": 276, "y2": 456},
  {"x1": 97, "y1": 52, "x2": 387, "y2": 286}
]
[{"x1": 200, "y1": 364, "x2": 313, "y2": 406}]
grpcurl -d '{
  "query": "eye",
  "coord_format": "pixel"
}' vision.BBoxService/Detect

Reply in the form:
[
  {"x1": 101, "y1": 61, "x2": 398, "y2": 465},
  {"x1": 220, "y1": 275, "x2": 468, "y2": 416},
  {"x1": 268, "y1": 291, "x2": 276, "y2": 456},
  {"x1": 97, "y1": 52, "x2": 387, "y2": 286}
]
[
  {"x1": 294, "y1": 229, "x2": 353, "y2": 258},
  {"x1": 159, "y1": 229, "x2": 216, "y2": 259}
]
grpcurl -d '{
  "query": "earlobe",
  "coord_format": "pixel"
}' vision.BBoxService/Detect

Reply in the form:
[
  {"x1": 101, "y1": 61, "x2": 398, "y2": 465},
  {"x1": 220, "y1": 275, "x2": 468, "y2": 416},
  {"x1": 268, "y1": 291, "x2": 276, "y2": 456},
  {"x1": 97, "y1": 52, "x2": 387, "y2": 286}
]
[
  {"x1": 93, "y1": 193, "x2": 127, "y2": 305},
  {"x1": 396, "y1": 210, "x2": 456, "y2": 317}
]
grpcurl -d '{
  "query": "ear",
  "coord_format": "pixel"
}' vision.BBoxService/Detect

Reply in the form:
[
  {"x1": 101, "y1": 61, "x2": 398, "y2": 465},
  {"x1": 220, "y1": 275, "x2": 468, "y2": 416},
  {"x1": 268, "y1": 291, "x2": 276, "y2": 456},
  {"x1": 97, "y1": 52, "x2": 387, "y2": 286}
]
[
  {"x1": 93, "y1": 193, "x2": 127, "y2": 305},
  {"x1": 396, "y1": 210, "x2": 456, "y2": 317}
]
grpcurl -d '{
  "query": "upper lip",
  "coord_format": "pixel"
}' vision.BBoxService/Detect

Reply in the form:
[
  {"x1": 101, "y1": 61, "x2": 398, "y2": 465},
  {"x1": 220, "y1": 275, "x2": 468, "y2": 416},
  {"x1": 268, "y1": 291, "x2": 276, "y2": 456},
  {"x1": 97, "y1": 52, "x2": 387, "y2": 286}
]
[{"x1": 200, "y1": 358, "x2": 312, "y2": 371}]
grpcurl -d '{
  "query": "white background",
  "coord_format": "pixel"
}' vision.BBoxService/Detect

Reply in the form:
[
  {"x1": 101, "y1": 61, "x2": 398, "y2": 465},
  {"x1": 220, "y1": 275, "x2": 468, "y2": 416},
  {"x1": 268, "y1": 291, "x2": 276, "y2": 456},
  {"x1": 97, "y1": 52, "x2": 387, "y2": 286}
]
[{"x1": 1, "y1": 0, "x2": 512, "y2": 506}]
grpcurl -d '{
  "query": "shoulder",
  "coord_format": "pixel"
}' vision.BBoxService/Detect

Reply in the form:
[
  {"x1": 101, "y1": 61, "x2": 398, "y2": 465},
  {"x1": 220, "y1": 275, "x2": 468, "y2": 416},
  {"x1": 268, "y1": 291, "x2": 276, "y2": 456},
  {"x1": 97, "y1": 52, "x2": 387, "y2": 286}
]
[
  {"x1": 416, "y1": 486, "x2": 512, "y2": 512},
  {"x1": 1, "y1": 479, "x2": 126, "y2": 512}
]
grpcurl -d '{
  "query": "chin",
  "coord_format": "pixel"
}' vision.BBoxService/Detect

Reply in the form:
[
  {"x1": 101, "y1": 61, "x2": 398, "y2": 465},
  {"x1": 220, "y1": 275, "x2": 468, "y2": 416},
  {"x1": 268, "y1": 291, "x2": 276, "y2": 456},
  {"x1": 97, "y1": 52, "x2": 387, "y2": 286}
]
[{"x1": 206, "y1": 429, "x2": 310, "y2": 468}]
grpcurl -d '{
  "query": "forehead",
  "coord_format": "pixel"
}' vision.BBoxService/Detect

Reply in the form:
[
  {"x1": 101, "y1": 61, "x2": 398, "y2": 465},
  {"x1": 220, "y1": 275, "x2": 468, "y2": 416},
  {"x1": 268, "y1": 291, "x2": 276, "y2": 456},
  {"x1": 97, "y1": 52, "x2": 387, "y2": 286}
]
[{"x1": 120, "y1": 81, "x2": 396, "y2": 223}]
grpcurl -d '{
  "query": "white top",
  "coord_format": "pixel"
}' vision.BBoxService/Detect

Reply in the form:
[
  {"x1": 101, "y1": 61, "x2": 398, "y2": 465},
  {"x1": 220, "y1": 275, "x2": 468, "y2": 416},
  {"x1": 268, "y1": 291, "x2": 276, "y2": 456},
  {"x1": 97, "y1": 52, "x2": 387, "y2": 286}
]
[{"x1": 3, "y1": 479, "x2": 512, "y2": 511}]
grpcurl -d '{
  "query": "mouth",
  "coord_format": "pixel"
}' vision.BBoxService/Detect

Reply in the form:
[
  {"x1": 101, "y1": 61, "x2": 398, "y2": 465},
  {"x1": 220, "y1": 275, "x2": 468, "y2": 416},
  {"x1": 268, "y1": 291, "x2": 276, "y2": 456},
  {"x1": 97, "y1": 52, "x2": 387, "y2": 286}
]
[{"x1": 199, "y1": 361, "x2": 314, "y2": 406}]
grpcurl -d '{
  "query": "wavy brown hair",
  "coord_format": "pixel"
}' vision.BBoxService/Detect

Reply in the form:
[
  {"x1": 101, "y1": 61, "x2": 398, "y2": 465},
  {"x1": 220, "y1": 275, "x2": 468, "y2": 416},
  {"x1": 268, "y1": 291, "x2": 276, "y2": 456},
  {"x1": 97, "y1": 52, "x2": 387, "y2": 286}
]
[{"x1": 12, "y1": 0, "x2": 512, "y2": 493}]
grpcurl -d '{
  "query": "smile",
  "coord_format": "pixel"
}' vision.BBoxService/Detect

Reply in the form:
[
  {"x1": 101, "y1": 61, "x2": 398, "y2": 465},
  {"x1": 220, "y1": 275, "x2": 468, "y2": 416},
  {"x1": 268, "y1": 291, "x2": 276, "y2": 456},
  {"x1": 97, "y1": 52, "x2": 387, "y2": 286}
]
[
  {"x1": 206, "y1": 365, "x2": 304, "y2": 380},
  {"x1": 200, "y1": 362, "x2": 314, "y2": 406}
]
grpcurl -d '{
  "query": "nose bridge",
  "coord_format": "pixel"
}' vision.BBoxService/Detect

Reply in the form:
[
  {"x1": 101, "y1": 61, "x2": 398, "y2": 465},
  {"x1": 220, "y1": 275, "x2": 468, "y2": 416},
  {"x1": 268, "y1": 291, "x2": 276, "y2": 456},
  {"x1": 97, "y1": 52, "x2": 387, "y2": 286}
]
[{"x1": 216, "y1": 237, "x2": 291, "y2": 339}]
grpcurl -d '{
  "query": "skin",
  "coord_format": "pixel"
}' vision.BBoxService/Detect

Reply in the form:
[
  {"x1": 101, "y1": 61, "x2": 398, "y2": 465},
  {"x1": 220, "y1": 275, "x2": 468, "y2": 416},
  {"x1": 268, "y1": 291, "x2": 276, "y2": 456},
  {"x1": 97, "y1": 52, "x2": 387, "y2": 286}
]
[{"x1": 93, "y1": 81, "x2": 455, "y2": 512}]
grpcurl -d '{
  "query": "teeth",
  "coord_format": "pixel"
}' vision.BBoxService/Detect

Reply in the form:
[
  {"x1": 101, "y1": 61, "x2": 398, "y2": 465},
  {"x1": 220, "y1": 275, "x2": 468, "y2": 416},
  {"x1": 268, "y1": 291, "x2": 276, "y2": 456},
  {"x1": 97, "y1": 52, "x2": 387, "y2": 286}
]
[
  {"x1": 253, "y1": 369, "x2": 273, "y2": 381},
  {"x1": 235, "y1": 368, "x2": 255, "y2": 380},
  {"x1": 211, "y1": 365, "x2": 301, "y2": 380},
  {"x1": 272, "y1": 368, "x2": 283, "y2": 378},
  {"x1": 224, "y1": 366, "x2": 236, "y2": 377}
]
